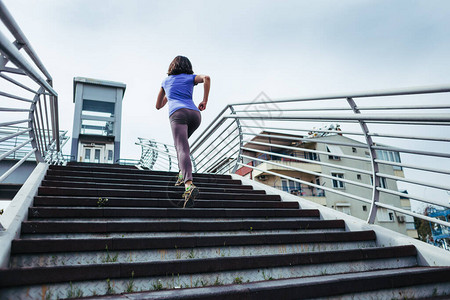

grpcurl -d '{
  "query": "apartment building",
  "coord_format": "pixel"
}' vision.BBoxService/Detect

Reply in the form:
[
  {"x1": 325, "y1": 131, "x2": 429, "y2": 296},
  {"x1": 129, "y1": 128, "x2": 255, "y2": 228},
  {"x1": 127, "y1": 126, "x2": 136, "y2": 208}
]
[{"x1": 237, "y1": 130, "x2": 418, "y2": 238}]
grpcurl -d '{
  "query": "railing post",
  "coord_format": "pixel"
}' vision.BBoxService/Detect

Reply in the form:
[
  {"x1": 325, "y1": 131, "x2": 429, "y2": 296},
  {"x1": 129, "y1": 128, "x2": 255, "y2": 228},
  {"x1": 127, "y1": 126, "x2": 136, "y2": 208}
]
[
  {"x1": 230, "y1": 105, "x2": 243, "y2": 174},
  {"x1": 28, "y1": 92, "x2": 43, "y2": 162},
  {"x1": 346, "y1": 97, "x2": 380, "y2": 224}
]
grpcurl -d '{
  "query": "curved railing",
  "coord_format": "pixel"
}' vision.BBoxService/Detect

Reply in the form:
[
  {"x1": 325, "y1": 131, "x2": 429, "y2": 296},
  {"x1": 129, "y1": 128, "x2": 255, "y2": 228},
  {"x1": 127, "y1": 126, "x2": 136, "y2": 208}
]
[
  {"x1": 136, "y1": 137, "x2": 197, "y2": 172},
  {"x1": 189, "y1": 85, "x2": 450, "y2": 229},
  {"x1": 0, "y1": 1, "x2": 65, "y2": 183}
]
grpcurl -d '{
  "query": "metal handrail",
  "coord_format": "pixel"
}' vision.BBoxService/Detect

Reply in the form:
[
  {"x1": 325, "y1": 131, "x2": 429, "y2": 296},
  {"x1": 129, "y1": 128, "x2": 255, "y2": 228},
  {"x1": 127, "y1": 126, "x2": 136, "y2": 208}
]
[
  {"x1": 0, "y1": 1, "x2": 65, "y2": 187},
  {"x1": 188, "y1": 85, "x2": 450, "y2": 233}
]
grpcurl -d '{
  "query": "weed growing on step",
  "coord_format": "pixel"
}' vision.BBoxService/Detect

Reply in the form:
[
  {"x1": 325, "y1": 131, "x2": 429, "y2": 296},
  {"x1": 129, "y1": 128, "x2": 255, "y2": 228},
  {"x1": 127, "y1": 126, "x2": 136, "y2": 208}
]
[
  {"x1": 67, "y1": 282, "x2": 83, "y2": 298},
  {"x1": 125, "y1": 271, "x2": 135, "y2": 293},
  {"x1": 106, "y1": 278, "x2": 115, "y2": 294},
  {"x1": 248, "y1": 226, "x2": 253, "y2": 233},
  {"x1": 213, "y1": 276, "x2": 223, "y2": 286},
  {"x1": 97, "y1": 197, "x2": 109, "y2": 207},
  {"x1": 152, "y1": 279, "x2": 164, "y2": 291},
  {"x1": 44, "y1": 288, "x2": 52, "y2": 300},
  {"x1": 233, "y1": 276, "x2": 243, "y2": 284},
  {"x1": 187, "y1": 249, "x2": 195, "y2": 259},
  {"x1": 200, "y1": 279, "x2": 209, "y2": 287},
  {"x1": 102, "y1": 245, "x2": 118, "y2": 263},
  {"x1": 262, "y1": 270, "x2": 274, "y2": 281},
  {"x1": 0, "y1": 209, "x2": 4, "y2": 215}
]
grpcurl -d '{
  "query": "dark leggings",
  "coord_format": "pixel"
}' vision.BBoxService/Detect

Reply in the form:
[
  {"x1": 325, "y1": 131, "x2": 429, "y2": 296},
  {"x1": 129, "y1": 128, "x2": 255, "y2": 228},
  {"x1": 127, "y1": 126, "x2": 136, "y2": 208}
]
[{"x1": 169, "y1": 108, "x2": 201, "y2": 183}]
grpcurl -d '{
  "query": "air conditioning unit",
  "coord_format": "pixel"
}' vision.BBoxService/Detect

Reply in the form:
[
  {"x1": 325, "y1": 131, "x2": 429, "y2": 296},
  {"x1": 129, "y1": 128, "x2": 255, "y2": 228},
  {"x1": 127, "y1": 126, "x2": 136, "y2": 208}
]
[{"x1": 397, "y1": 215, "x2": 406, "y2": 223}]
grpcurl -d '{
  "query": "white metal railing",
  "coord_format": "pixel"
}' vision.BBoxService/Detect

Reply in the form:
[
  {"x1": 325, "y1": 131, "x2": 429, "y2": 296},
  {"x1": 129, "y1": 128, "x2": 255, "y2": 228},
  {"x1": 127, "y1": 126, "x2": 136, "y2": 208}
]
[
  {"x1": 184, "y1": 85, "x2": 450, "y2": 230},
  {"x1": 136, "y1": 137, "x2": 197, "y2": 172},
  {"x1": 0, "y1": 1, "x2": 65, "y2": 184}
]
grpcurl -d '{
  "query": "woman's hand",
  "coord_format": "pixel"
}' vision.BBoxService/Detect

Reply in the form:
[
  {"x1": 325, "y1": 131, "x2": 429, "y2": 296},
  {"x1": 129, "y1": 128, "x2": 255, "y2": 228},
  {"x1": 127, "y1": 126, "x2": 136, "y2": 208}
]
[{"x1": 198, "y1": 101, "x2": 207, "y2": 111}]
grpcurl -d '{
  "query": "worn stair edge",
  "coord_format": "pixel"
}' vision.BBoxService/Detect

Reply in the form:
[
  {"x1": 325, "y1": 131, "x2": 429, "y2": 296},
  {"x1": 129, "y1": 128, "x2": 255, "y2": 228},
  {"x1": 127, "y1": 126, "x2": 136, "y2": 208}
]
[
  {"x1": 44, "y1": 175, "x2": 251, "y2": 189},
  {"x1": 28, "y1": 207, "x2": 313, "y2": 219},
  {"x1": 37, "y1": 187, "x2": 282, "y2": 201},
  {"x1": 84, "y1": 266, "x2": 450, "y2": 300},
  {"x1": 49, "y1": 165, "x2": 233, "y2": 179},
  {"x1": 46, "y1": 170, "x2": 242, "y2": 184},
  {"x1": 40, "y1": 181, "x2": 265, "y2": 195},
  {"x1": 0, "y1": 245, "x2": 416, "y2": 287},
  {"x1": 21, "y1": 219, "x2": 344, "y2": 234},
  {"x1": 32, "y1": 197, "x2": 298, "y2": 209},
  {"x1": 11, "y1": 231, "x2": 376, "y2": 254}
]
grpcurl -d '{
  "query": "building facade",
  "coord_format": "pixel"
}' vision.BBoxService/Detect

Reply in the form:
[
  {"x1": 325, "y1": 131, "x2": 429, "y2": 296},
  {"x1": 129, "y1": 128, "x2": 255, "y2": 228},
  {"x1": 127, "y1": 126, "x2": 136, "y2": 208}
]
[{"x1": 237, "y1": 131, "x2": 418, "y2": 238}]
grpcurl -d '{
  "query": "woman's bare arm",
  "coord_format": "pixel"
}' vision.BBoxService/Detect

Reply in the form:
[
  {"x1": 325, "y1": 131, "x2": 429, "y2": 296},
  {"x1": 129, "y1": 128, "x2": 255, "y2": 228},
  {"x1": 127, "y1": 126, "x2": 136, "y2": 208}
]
[
  {"x1": 156, "y1": 87, "x2": 167, "y2": 110},
  {"x1": 195, "y1": 75, "x2": 210, "y2": 111}
]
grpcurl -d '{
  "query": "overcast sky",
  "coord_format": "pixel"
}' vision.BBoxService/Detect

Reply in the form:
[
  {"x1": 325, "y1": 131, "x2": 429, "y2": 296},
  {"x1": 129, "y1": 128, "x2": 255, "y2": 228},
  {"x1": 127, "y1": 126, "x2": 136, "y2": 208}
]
[{"x1": 3, "y1": 0, "x2": 450, "y2": 161}]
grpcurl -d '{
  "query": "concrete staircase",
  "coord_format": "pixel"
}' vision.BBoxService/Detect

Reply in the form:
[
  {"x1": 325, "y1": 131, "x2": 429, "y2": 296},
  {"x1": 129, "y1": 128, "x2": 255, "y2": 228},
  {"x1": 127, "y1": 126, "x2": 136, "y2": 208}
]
[{"x1": 0, "y1": 162, "x2": 449, "y2": 299}]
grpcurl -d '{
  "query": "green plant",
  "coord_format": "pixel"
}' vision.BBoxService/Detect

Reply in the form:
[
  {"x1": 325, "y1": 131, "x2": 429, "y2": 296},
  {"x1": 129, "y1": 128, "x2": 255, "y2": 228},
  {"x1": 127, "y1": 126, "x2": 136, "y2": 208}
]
[
  {"x1": 233, "y1": 276, "x2": 243, "y2": 284},
  {"x1": 97, "y1": 197, "x2": 109, "y2": 207},
  {"x1": 248, "y1": 226, "x2": 253, "y2": 233},
  {"x1": 152, "y1": 279, "x2": 164, "y2": 291},
  {"x1": 44, "y1": 288, "x2": 52, "y2": 300},
  {"x1": 67, "y1": 282, "x2": 83, "y2": 298},
  {"x1": 102, "y1": 245, "x2": 118, "y2": 263},
  {"x1": 262, "y1": 271, "x2": 274, "y2": 281},
  {"x1": 106, "y1": 278, "x2": 115, "y2": 294},
  {"x1": 213, "y1": 276, "x2": 223, "y2": 286},
  {"x1": 125, "y1": 271, "x2": 135, "y2": 293},
  {"x1": 0, "y1": 209, "x2": 4, "y2": 215},
  {"x1": 187, "y1": 249, "x2": 195, "y2": 259}
]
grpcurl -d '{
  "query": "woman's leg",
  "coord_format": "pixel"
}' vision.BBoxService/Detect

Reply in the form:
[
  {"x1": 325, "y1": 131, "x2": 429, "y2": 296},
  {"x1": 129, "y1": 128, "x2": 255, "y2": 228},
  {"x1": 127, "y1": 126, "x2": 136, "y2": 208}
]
[
  {"x1": 170, "y1": 109, "x2": 201, "y2": 185},
  {"x1": 170, "y1": 120, "x2": 193, "y2": 184}
]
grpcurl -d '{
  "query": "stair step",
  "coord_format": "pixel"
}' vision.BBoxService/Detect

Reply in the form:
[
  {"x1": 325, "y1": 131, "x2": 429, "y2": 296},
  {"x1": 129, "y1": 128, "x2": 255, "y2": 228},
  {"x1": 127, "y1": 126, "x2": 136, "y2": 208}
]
[
  {"x1": 32, "y1": 196, "x2": 298, "y2": 209},
  {"x1": 21, "y1": 219, "x2": 345, "y2": 234},
  {"x1": 49, "y1": 165, "x2": 233, "y2": 179},
  {"x1": 105, "y1": 266, "x2": 450, "y2": 300},
  {"x1": 46, "y1": 169, "x2": 241, "y2": 184},
  {"x1": 0, "y1": 245, "x2": 415, "y2": 288},
  {"x1": 37, "y1": 187, "x2": 282, "y2": 201},
  {"x1": 44, "y1": 175, "x2": 250, "y2": 189},
  {"x1": 11, "y1": 231, "x2": 376, "y2": 254},
  {"x1": 40, "y1": 180, "x2": 265, "y2": 195},
  {"x1": 28, "y1": 207, "x2": 318, "y2": 219}
]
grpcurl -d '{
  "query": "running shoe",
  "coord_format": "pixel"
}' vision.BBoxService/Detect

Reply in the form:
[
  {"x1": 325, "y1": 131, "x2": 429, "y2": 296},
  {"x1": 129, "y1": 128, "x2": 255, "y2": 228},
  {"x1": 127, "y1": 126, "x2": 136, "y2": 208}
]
[
  {"x1": 182, "y1": 184, "x2": 199, "y2": 208},
  {"x1": 175, "y1": 171, "x2": 183, "y2": 186}
]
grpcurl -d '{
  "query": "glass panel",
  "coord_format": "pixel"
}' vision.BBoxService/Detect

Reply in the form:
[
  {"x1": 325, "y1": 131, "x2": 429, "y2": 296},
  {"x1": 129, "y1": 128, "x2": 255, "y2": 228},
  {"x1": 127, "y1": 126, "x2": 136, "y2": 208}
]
[
  {"x1": 85, "y1": 149, "x2": 91, "y2": 162},
  {"x1": 108, "y1": 150, "x2": 113, "y2": 161},
  {"x1": 94, "y1": 149, "x2": 100, "y2": 163},
  {"x1": 281, "y1": 180, "x2": 288, "y2": 192}
]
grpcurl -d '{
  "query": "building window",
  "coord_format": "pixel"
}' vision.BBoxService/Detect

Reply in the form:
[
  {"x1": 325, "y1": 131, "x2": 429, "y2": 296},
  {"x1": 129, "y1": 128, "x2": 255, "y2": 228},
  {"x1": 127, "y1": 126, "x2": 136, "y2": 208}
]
[
  {"x1": 326, "y1": 145, "x2": 342, "y2": 160},
  {"x1": 108, "y1": 150, "x2": 113, "y2": 161},
  {"x1": 94, "y1": 149, "x2": 101, "y2": 163},
  {"x1": 305, "y1": 152, "x2": 319, "y2": 161},
  {"x1": 281, "y1": 179, "x2": 301, "y2": 195},
  {"x1": 370, "y1": 176, "x2": 387, "y2": 189},
  {"x1": 85, "y1": 149, "x2": 91, "y2": 162},
  {"x1": 377, "y1": 208, "x2": 395, "y2": 222},
  {"x1": 331, "y1": 173, "x2": 345, "y2": 189},
  {"x1": 336, "y1": 203, "x2": 351, "y2": 215},
  {"x1": 376, "y1": 149, "x2": 402, "y2": 170}
]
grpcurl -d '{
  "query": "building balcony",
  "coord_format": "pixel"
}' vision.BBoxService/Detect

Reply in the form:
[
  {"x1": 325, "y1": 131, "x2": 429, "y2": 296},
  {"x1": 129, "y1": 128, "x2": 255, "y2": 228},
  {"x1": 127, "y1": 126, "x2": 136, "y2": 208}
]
[{"x1": 253, "y1": 160, "x2": 322, "y2": 178}]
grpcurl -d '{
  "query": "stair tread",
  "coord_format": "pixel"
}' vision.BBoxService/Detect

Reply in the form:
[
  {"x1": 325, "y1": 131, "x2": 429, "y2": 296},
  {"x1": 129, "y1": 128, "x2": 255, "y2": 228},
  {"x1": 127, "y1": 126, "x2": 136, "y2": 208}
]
[
  {"x1": 112, "y1": 266, "x2": 450, "y2": 300},
  {"x1": 0, "y1": 245, "x2": 416, "y2": 287},
  {"x1": 37, "y1": 187, "x2": 282, "y2": 201},
  {"x1": 21, "y1": 219, "x2": 345, "y2": 233},
  {"x1": 49, "y1": 165, "x2": 233, "y2": 179},
  {"x1": 32, "y1": 196, "x2": 298, "y2": 208},
  {"x1": 11, "y1": 230, "x2": 376, "y2": 253}
]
